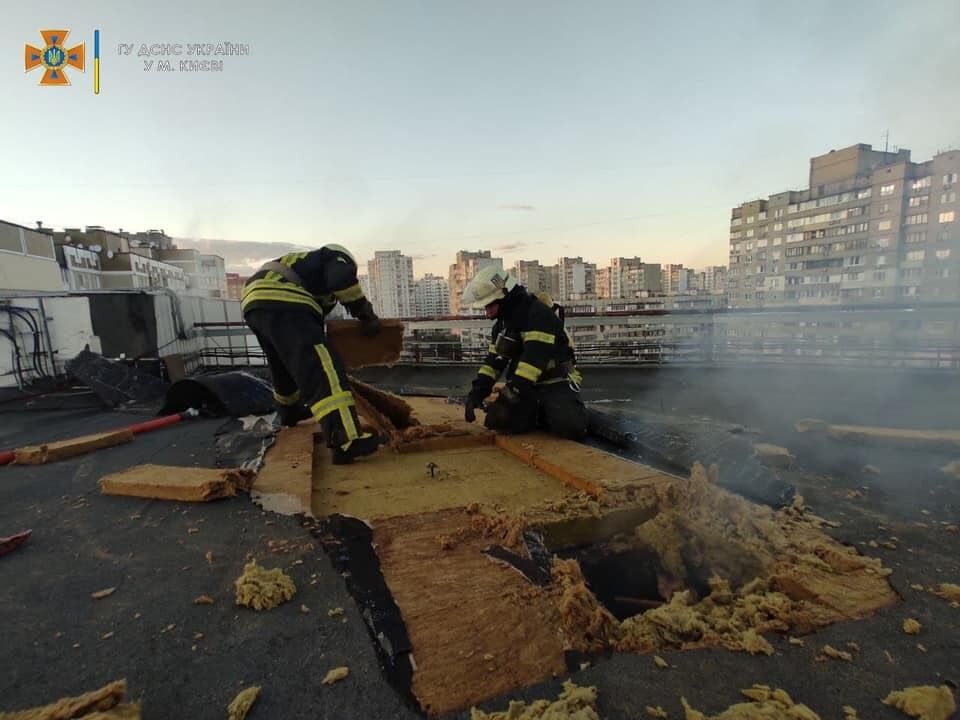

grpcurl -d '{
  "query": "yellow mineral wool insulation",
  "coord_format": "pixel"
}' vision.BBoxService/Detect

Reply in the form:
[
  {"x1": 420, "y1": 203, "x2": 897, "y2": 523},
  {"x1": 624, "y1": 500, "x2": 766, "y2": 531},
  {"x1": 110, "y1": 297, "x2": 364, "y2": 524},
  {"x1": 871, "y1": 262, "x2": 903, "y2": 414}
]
[
  {"x1": 234, "y1": 560, "x2": 296, "y2": 611},
  {"x1": 883, "y1": 686, "x2": 956, "y2": 720},
  {"x1": 469, "y1": 681, "x2": 599, "y2": 720},
  {"x1": 942, "y1": 461, "x2": 960, "y2": 480},
  {"x1": 902, "y1": 618, "x2": 922, "y2": 635},
  {"x1": 646, "y1": 707, "x2": 669, "y2": 719},
  {"x1": 0, "y1": 679, "x2": 138, "y2": 720},
  {"x1": 931, "y1": 583, "x2": 960, "y2": 603},
  {"x1": 818, "y1": 645, "x2": 853, "y2": 662},
  {"x1": 227, "y1": 686, "x2": 260, "y2": 720},
  {"x1": 552, "y1": 558, "x2": 622, "y2": 653},
  {"x1": 322, "y1": 667, "x2": 349, "y2": 685},
  {"x1": 681, "y1": 685, "x2": 821, "y2": 720}
]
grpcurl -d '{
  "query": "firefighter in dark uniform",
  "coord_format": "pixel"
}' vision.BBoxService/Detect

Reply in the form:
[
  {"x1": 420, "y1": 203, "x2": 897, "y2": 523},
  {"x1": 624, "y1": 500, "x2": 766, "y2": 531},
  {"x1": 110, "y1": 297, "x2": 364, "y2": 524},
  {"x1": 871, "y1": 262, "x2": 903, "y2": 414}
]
[
  {"x1": 241, "y1": 244, "x2": 385, "y2": 464},
  {"x1": 461, "y1": 266, "x2": 587, "y2": 440}
]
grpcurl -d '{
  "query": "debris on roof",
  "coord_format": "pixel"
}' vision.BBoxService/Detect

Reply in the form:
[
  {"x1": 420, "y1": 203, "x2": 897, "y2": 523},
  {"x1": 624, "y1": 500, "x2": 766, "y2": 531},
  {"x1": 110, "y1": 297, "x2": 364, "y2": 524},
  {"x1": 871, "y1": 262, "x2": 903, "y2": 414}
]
[
  {"x1": 883, "y1": 685, "x2": 956, "y2": 720},
  {"x1": 321, "y1": 666, "x2": 349, "y2": 686},
  {"x1": 14, "y1": 428, "x2": 134, "y2": 465},
  {"x1": 931, "y1": 583, "x2": 960, "y2": 604},
  {"x1": 99, "y1": 465, "x2": 254, "y2": 502},
  {"x1": 753, "y1": 443, "x2": 795, "y2": 469},
  {"x1": 902, "y1": 618, "x2": 921, "y2": 635},
  {"x1": 0, "y1": 678, "x2": 140, "y2": 719},
  {"x1": 234, "y1": 560, "x2": 296, "y2": 611},
  {"x1": 681, "y1": 685, "x2": 820, "y2": 720},
  {"x1": 468, "y1": 680, "x2": 599, "y2": 720},
  {"x1": 227, "y1": 686, "x2": 260, "y2": 720}
]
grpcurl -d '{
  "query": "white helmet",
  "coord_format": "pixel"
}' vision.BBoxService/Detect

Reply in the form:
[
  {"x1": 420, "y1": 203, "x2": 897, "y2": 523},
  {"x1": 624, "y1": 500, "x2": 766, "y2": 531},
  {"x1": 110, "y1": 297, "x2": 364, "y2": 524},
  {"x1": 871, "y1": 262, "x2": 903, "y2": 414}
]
[
  {"x1": 462, "y1": 265, "x2": 517, "y2": 309},
  {"x1": 323, "y1": 243, "x2": 356, "y2": 264}
]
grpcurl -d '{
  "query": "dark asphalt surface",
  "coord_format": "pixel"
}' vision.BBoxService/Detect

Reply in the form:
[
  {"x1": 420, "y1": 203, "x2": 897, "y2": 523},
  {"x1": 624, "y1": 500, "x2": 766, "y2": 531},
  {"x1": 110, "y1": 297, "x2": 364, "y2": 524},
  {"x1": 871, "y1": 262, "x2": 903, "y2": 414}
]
[{"x1": 2, "y1": 380, "x2": 959, "y2": 719}]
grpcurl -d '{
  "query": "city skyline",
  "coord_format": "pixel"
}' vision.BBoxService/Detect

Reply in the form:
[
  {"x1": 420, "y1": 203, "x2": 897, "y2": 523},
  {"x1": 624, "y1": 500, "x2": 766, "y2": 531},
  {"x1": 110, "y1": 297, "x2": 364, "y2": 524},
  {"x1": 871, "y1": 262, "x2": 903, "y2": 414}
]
[{"x1": 3, "y1": 3, "x2": 958, "y2": 278}]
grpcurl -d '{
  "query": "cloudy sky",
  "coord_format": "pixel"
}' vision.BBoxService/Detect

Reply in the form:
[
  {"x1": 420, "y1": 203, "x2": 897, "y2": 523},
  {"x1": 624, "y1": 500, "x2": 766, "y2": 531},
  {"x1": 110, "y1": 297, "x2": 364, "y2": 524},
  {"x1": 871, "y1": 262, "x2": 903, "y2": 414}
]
[{"x1": 2, "y1": 1, "x2": 958, "y2": 276}]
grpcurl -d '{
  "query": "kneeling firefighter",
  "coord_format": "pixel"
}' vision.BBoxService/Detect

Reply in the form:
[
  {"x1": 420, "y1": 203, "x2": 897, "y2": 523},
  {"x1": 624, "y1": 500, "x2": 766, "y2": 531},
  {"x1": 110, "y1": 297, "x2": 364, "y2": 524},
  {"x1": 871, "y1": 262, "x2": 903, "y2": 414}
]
[
  {"x1": 241, "y1": 244, "x2": 386, "y2": 464},
  {"x1": 461, "y1": 266, "x2": 587, "y2": 440}
]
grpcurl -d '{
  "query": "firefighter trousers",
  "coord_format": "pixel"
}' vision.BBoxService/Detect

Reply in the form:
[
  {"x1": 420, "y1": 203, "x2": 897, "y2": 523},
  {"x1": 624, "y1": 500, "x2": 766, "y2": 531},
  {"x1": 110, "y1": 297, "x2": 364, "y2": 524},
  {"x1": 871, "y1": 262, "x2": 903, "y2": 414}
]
[
  {"x1": 483, "y1": 381, "x2": 587, "y2": 440},
  {"x1": 244, "y1": 307, "x2": 363, "y2": 447}
]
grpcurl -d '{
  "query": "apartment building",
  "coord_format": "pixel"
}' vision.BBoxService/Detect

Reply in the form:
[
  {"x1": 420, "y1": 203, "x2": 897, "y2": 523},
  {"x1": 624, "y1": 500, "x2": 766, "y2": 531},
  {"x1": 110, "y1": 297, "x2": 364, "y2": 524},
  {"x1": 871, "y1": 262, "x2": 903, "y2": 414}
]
[
  {"x1": 512, "y1": 260, "x2": 559, "y2": 299},
  {"x1": 728, "y1": 143, "x2": 960, "y2": 307},
  {"x1": 99, "y1": 251, "x2": 187, "y2": 291},
  {"x1": 413, "y1": 273, "x2": 450, "y2": 317},
  {"x1": 699, "y1": 265, "x2": 728, "y2": 295},
  {"x1": 156, "y1": 249, "x2": 227, "y2": 297},
  {"x1": 0, "y1": 220, "x2": 63, "y2": 291},
  {"x1": 59, "y1": 245, "x2": 103, "y2": 290},
  {"x1": 367, "y1": 250, "x2": 415, "y2": 318},
  {"x1": 557, "y1": 256, "x2": 597, "y2": 302},
  {"x1": 225, "y1": 273, "x2": 247, "y2": 300},
  {"x1": 607, "y1": 257, "x2": 662, "y2": 298},
  {"x1": 448, "y1": 250, "x2": 503, "y2": 316}
]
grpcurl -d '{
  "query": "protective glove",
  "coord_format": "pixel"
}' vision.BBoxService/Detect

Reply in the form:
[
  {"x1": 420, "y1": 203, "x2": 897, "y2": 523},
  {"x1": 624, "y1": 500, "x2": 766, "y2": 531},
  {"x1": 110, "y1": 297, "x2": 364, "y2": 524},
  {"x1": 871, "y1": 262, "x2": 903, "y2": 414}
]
[
  {"x1": 360, "y1": 313, "x2": 381, "y2": 337},
  {"x1": 499, "y1": 379, "x2": 532, "y2": 406},
  {"x1": 464, "y1": 388, "x2": 488, "y2": 423}
]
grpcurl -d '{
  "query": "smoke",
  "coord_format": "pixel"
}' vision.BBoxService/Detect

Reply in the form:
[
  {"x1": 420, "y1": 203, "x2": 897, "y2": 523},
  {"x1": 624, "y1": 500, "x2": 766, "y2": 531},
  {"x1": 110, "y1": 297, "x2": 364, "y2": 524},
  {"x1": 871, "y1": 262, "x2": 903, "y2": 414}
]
[{"x1": 175, "y1": 237, "x2": 313, "y2": 274}]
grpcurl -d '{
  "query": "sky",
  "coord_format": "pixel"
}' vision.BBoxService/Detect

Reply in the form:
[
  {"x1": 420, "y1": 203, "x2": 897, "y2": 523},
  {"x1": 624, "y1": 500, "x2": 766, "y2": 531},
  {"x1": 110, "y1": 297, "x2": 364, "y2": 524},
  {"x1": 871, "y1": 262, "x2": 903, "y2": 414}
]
[{"x1": 2, "y1": 1, "x2": 959, "y2": 278}]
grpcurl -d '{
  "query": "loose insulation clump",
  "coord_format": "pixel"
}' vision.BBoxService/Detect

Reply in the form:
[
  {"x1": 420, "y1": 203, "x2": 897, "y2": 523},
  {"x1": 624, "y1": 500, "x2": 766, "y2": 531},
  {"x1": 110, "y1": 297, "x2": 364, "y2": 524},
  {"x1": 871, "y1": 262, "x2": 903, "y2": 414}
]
[
  {"x1": 227, "y1": 686, "x2": 260, "y2": 720},
  {"x1": 0, "y1": 679, "x2": 140, "y2": 719},
  {"x1": 883, "y1": 686, "x2": 956, "y2": 720},
  {"x1": 469, "y1": 680, "x2": 599, "y2": 720},
  {"x1": 681, "y1": 685, "x2": 821, "y2": 720},
  {"x1": 234, "y1": 560, "x2": 296, "y2": 611}
]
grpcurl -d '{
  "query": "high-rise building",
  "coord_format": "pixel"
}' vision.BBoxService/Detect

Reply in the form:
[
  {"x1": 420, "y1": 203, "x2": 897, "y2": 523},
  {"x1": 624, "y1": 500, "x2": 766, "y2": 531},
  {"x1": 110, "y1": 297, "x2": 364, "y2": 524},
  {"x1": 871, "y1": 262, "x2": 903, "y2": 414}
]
[
  {"x1": 728, "y1": 143, "x2": 960, "y2": 307},
  {"x1": 366, "y1": 250, "x2": 415, "y2": 318},
  {"x1": 557, "y1": 257, "x2": 597, "y2": 302},
  {"x1": 448, "y1": 250, "x2": 503, "y2": 315},
  {"x1": 699, "y1": 266, "x2": 728, "y2": 295},
  {"x1": 595, "y1": 266, "x2": 612, "y2": 299},
  {"x1": 606, "y1": 257, "x2": 662, "y2": 298},
  {"x1": 414, "y1": 273, "x2": 450, "y2": 317},
  {"x1": 662, "y1": 264, "x2": 688, "y2": 295},
  {"x1": 512, "y1": 260, "x2": 558, "y2": 299}
]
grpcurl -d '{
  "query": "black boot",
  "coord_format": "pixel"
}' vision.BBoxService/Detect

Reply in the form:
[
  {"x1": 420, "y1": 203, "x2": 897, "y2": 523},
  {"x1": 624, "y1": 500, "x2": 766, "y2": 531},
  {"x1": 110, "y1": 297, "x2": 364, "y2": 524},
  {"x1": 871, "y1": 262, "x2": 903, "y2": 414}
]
[
  {"x1": 322, "y1": 413, "x2": 387, "y2": 465},
  {"x1": 278, "y1": 404, "x2": 312, "y2": 427},
  {"x1": 330, "y1": 432, "x2": 388, "y2": 465}
]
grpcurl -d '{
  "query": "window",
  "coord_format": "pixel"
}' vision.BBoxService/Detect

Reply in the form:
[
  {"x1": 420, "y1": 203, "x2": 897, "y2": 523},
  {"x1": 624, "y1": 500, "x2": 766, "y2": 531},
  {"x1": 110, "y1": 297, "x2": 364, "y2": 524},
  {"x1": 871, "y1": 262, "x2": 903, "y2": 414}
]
[
  {"x1": 873, "y1": 271, "x2": 886, "y2": 281},
  {"x1": 876, "y1": 255, "x2": 888, "y2": 267},
  {"x1": 905, "y1": 213, "x2": 928, "y2": 225},
  {"x1": 746, "y1": 215, "x2": 755, "y2": 224},
  {"x1": 906, "y1": 250, "x2": 925, "y2": 261},
  {"x1": 787, "y1": 232, "x2": 804, "y2": 243},
  {"x1": 898, "y1": 286, "x2": 918, "y2": 297},
  {"x1": 848, "y1": 206, "x2": 864, "y2": 217},
  {"x1": 730, "y1": 231, "x2": 742, "y2": 240},
  {"x1": 857, "y1": 188, "x2": 872, "y2": 199},
  {"x1": 873, "y1": 288, "x2": 883, "y2": 298},
  {"x1": 906, "y1": 231, "x2": 927, "y2": 243},
  {"x1": 772, "y1": 250, "x2": 781, "y2": 260},
  {"x1": 939, "y1": 211, "x2": 956, "y2": 223},
  {"x1": 874, "y1": 237, "x2": 891, "y2": 248},
  {"x1": 943, "y1": 173, "x2": 958, "y2": 185},
  {"x1": 931, "y1": 267, "x2": 950, "y2": 279},
  {"x1": 938, "y1": 229, "x2": 953, "y2": 242},
  {"x1": 773, "y1": 222, "x2": 783, "y2": 231},
  {"x1": 902, "y1": 267, "x2": 923, "y2": 279},
  {"x1": 911, "y1": 176, "x2": 931, "y2": 191},
  {"x1": 746, "y1": 229, "x2": 754, "y2": 238},
  {"x1": 844, "y1": 256, "x2": 863, "y2": 266},
  {"x1": 936, "y1": 249, "x2": 951, "y2": 259},
  {"x1": 758, "y1": 211, "x2": 767, "y2": 220},
  {"x1": 909, "y1": 195, "x2": 929, "y2": 208},
  {"x1": 877, "y1": 220, "x2": 892, "y2": 231},
  {"x1": 731, "y1": 218, "x2": 742, "y2": 227},
  {"x1": 879, "y1": 202, "x2": 890, "y2": 214},
  {"x1": 880, "y1": 183, "x2": 895, "y2": 196},
  {"x1": 941, "y1": 191, "x2": 958, "y2": 204}
]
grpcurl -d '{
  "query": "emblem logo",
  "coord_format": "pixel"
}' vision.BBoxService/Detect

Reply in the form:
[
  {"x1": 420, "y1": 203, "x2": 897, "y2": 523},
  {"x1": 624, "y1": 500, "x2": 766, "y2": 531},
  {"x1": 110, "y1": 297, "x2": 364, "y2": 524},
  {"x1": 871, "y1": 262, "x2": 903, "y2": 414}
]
[{"x1": 25, "y1": 30, "x2": 85, "y2": 86}]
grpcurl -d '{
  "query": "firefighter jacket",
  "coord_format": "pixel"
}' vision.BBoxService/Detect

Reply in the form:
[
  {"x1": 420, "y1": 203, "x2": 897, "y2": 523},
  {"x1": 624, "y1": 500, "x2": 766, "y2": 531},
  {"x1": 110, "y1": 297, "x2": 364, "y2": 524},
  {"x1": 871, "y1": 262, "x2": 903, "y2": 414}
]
[
  {"x1": 240, "y1": 247, "x2": 371, "y2": 319},
  {"x1": 470, "y1": 288, "x2": 580, "y2": 398}
]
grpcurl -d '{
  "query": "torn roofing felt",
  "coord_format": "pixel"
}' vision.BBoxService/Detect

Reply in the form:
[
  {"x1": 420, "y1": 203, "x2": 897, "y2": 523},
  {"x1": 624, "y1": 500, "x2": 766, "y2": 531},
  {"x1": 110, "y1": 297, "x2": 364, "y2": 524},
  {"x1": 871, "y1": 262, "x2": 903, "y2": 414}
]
[
  {"x1": 585, "y1": 405, "x2": 796, "y2": 508},
  {"x1": 160, "y1": 371, "x2": 274, "y2": 417},
  {"x1": 66, "y1": 348, "x2": 168, "y2": 406}
]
